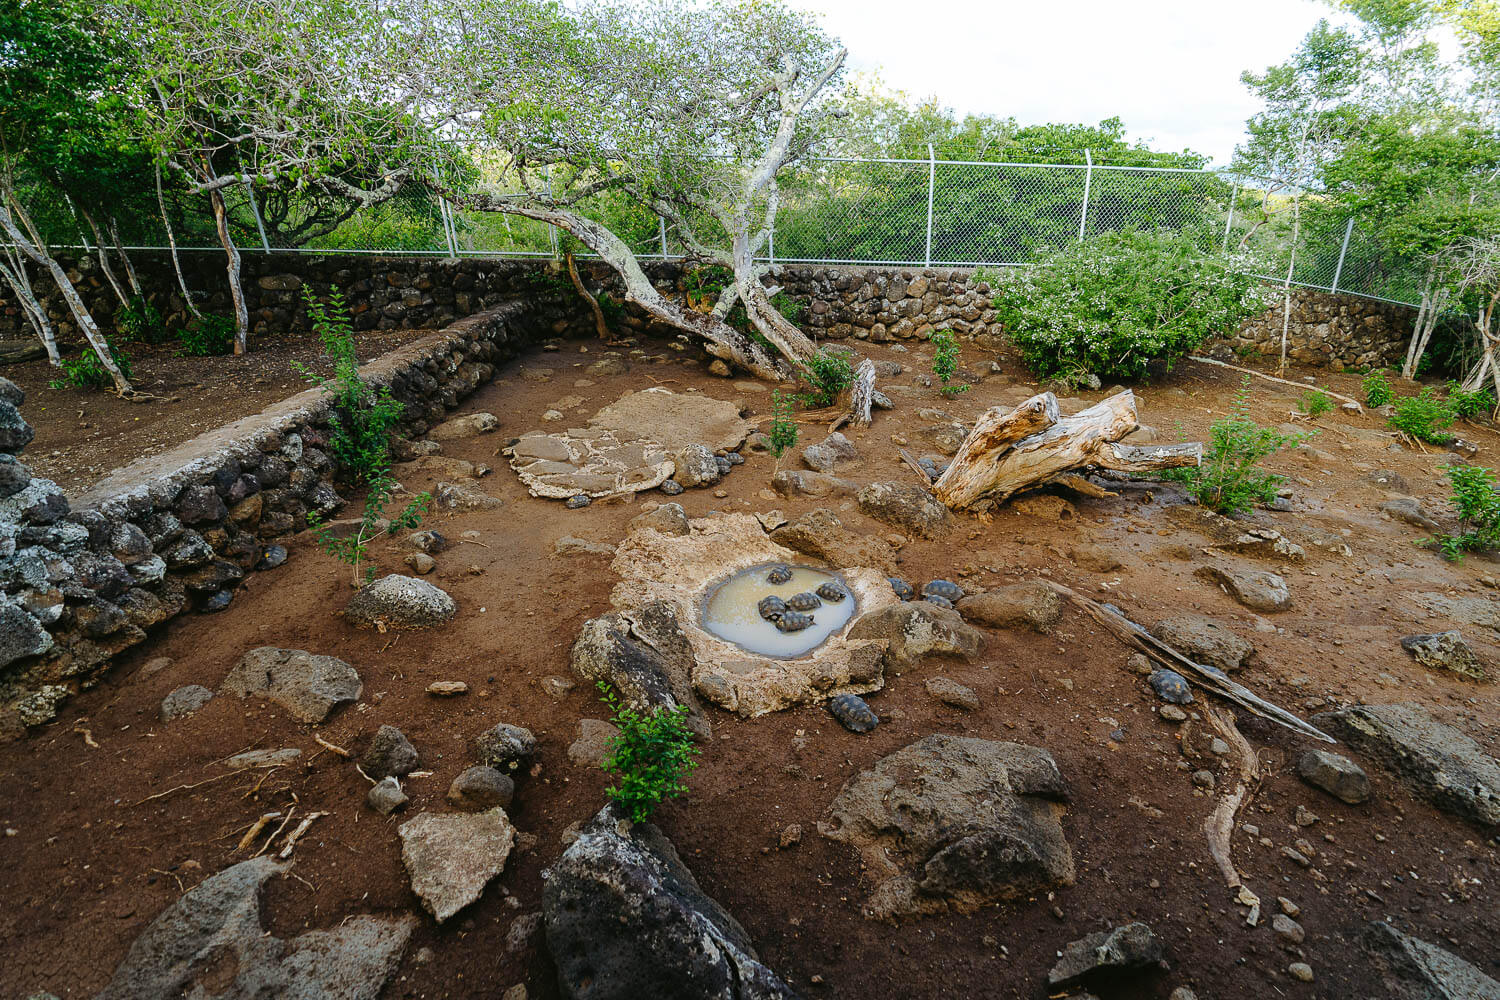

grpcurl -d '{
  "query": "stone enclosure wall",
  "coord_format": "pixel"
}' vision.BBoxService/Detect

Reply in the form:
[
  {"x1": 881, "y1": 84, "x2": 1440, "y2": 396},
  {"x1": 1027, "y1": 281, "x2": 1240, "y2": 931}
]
[
  {"x1": 1, "y1": 250, "x2": 1415, "y2": 370},
  {"x1": 0, "y1": 294, "x2": 589, "y2": 738}
]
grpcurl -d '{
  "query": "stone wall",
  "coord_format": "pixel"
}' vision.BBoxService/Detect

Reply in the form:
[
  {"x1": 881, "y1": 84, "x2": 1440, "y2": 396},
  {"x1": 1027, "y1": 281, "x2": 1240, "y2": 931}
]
[
  {"x1": 0, "y1": 296, "x2": 588, "y2": 739},
  {"x1": 2, "y1": 252, "x2": 1414, "y2": 370}
]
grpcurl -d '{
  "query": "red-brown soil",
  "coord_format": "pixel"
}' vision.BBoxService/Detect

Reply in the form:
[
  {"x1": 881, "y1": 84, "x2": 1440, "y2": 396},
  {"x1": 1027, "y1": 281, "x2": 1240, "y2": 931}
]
[
  {"x1": 3, "y1": 327, "x2": 433, "y2": 494},
  {"x1": 1, "y1": 337, "x2": 1498, "y2": 1000}
]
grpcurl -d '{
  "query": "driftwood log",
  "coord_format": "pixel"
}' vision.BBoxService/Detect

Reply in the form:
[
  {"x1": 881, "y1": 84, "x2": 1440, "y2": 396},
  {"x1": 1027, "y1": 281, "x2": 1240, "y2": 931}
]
[
  {"x1": 845, "y1": 358, "x2": 876, "y2": 428},
  {"x1": 931, "y1": 390, "x2": 1202, "y2": 509}
]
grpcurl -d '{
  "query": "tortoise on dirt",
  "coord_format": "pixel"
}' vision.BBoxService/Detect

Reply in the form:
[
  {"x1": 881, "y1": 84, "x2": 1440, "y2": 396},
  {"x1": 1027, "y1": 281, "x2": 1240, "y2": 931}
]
[
  {"x1": 923, "y1": 594, "x2": 955, "y2": 610},
  {"x1": 776, "y1": 610, "x2": 815, "y2": 633},
  {"x1": 828, "y1": 693, "x2": 879, "y2": 733},
  {"x1": 758, "y1": 595, "x2": 788, "y2": 621},
  {"x1": 766, "y1": 564, "x2": 793, "y2": 585},
  {"x1": 786, "y1": 591, "x2": 822, "y2": 611},
  {"x1": 815, "y1": 581, "x2": 848, "y2": 602},
  {"x1": 922, "y1": 579, "x2": 964, "y2": 602},
  {"x1": 888, "y1": 577, "x2": 916, "y2": 601},
  {"x1": 1149, "y1": 669, "x2": 1194, "y2": 705}
]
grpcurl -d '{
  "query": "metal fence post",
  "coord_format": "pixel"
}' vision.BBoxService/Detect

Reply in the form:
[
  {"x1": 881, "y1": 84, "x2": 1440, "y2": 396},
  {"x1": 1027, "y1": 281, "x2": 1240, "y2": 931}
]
[
  {"x1": 1077, "y1": 149, "x2": 1093, "y2": 243},
  {"x1": 924, "y1": 143, "x2": 936, "y2": 268},
  {"x1": 242, "y1": 181, "x2": 272, "y2": 253},
  {"x1": 1222, "y1": 178, "x2": 1240, "y2": 254},
  {"x1": 659, "y1": 216, "x2": 668, "y2": 258},
  {"x1": 1330, "y1": 216, "x2": 1355, "y2": 293}
]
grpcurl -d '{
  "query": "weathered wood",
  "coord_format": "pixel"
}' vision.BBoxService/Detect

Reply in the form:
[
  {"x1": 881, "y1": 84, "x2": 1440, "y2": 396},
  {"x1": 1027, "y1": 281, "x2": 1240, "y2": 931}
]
[
  {"x1": 933, "y1": 390, "x2": 1199, "y2": 509},
  {"x1": 847, "y1": 358, "x2": 876, "y2": 428},
  {"x1": 565, "y1": 251, "x2": 615, "y2": 344}
]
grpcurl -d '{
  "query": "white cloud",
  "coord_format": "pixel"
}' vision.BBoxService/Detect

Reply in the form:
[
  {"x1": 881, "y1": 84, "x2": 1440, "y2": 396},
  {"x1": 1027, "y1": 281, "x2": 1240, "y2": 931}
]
[{"x1": 795, "y1": 0, "x2": 1354, "y2": 165}]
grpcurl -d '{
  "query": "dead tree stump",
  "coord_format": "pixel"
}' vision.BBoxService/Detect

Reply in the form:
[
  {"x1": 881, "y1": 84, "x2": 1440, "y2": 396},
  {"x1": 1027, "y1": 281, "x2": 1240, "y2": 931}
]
[{"x1": 931, "y1": 390, "x2": 1202, "y2": 510}]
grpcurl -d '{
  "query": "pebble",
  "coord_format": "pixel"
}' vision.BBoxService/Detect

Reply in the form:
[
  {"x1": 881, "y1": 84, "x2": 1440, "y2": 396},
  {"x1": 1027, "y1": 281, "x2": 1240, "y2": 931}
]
[
  {"x1": 1278, "y1": 897, "x2": 1300, "y2": 917},
  {"x1": 367, "y1": 776, "x2": 408, "y2": 815},
  {"x1": 1288, "y1": 962, "x2": 1314, "y2": 982},
  {"x1": 1272, "y1": 913, "x2": 1306, "y2": 945},
  {"x1": 1295, "y1": 805, "x2": 1319, "y2": 827},
  {"x1": 1128, "y1": 653, "x2": 1154, "y2": 675},
  {"x1": 1191, "y1": 770, "x2": 1215, "y2": 790},
  {"x1": 713, "y1": 489, "x2": 728, "y2": 498},
  {"x1": 541, "y1": 675, "x2": 575, "y2": 699},
  {"x1": 1210, "y1": 738, "x2": 1230, "y2": 755},
  {"x1": 779, "y1": 824, "x2": 802, "y2": 848},
  {"x1": 1159, "y1": 705, "x2": 1188, "y2": 722},
  {"x1": 1281, "y1": 846, "x2": 1311, "y2": 868},
  {"x1": 405, "y1": 552, "x2": 437, "y2": 575},
  {"x1": 426, "y1": 680, "x2": 468, "y2": 697}
]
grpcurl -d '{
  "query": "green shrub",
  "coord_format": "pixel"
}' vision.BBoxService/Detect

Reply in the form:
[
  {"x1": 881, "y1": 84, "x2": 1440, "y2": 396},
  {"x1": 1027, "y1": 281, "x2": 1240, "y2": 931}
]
[
  {"x1": 1362, "y1": 368, "x2": 1392, "y2": 407},
  {"x1": 1388, "y1": 387, "x2": 1456, "y2": 444},
  {"x1": 798, "y1": 350, "x2": 854, "y2": 407},
  {"x1": 1165, "y1": 376, "x2": 1307, "y2": 516},
  {"x1": 1301, "y1": 389, "x2": 1333, "y2": 417},
  {"x1": 992, "y1": 229, "x2": 1265, "y2": 381},
  {"x1": 682, "y1": 266, "x2": 733, "y2": 309},
  {"x1": 1434, "y1": 464, "x2": 1500, "y2": 560},
  {"x1": 49, "y1": 337, "x2": 133, "y2": 390},
  {"x1": 598, "y1": 682, "x2": 700, "y2": 824},
  {"x1": 931, "y1": 330, "x2": 970, "y2": 398},
  {"x1": 769, "y1": 290, "x2": 805, "y2": 326},
  {"x1": 308, "y1": 475, "x2": 431, "y2": 585},
  {"x1": 177, "y1": 314, "x2": 235, "y2": 356},
  {"x1": 116, "y1": 295, "x2": 166, "y2": 344},
  {"x1": 1445, "y1": 380, "x2": 1495, "y2": 419},
  {"x1": 297, "y1": 288, "x2": 405, "y2": 483},
  {"x1": 768, "y1": 389, "x2": 798, "y2": 458}
]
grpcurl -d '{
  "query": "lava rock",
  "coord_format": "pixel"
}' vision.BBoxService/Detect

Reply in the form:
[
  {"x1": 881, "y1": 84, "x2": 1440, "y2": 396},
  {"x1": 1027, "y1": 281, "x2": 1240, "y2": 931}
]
[
  {"x1": 0, "y1": 453, "x2": 31, "y2": 498},
  {"x1": 220, "y1": 647, "x2": 362, "y2": 723},
  {"x1": 475, "y1": 722, "x2": 539, "y2": 774},
  {"x1": 856, "y1": 480, "x2": 952, "y2": 539},
  {"x1": 1194, "y1": 564, "x2": 1292, "y2": 613},
  {"x1": 448, "y1": 765, "x2": 515, "y2": 811},
  {"x1": 176, "y1": 485, "x2": 227, "y2": 525},
  {"x1": 1047, "y1": 923, "x2": 1165, "y2": 988},
  {"x1": 828, "y1": 693, "x2": 878, "y2": 732},
  {"x1": 569, "y1": 602, "x2": 710, "y2": 738},
  {"x1": 566, "y1": 718, "x2": 620, "y2": 769},
  {"x1": 0, "y1": 597, "x2": 54, "y2": 670},
  {"x1": 543, "y1": 805, "x2": 799, "y2": 1000},
  {"x1": 1400, "y1": 630, "x2": 1486, "y2": 680},
  {"x1": 367, "y1": 776, "x2": 409, "y2": 815},
  {"x1": 673, "y1": 444, "x2": 721, "y2": 488},
  {"x1": 925, "y1": 676, "x2": 980, "y2": 710},
  {"x1": 399, "y1": 808, "x2": 515, "y2": 923},
  {"x1": 0, "y1": 399, "x2": 35, "y2": 453},
  {"x1": 847, "y1": 600, "x2": 984, "y2": 669},
  {"x1": 344, "y1": 575, "x2": 456, "y2": 631},
  {"x1": 1354, "y1": 920, "x2": 1500, "y2": 997},
  {"x1": 957, "y1": 581, "x2": 1064, "y2": 634},
  {"x1": 159, "y1": 685, "x2": 213, "y2": 722},
  {"x1": 1295, "y1": 749, "x2": 1372, "y2": 804},
  {"x1": 769, "y1": 508, "x2": 898, "y2": 575},
  {"x1": 628, "y1": 502, "x2": 690, "y2": 537},
  {"x1": 96, "y1": 857, "x2": 415, "y2": 1000},
  {"x1": 819, "y1": 734, "x2": 1074, "y2": 919},
  {"x1": 362, "y1": 724, "x2": 420, "y2": 779},
  {"x1": 802, "y1": 431, "x2": 859, "y2": 473},
  {"x1": 1153, "y1": 615, "x2": 1255, "y2": 672}
]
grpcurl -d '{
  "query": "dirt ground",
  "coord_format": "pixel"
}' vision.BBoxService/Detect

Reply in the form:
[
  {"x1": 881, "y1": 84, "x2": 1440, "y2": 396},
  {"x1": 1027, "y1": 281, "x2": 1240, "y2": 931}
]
[
  {"x1": 3, "y1": 326, "x2": 434, "y2": 494},
  {"x1": 1, "y1": 334, "x2": 1499, "y2": 1000}
]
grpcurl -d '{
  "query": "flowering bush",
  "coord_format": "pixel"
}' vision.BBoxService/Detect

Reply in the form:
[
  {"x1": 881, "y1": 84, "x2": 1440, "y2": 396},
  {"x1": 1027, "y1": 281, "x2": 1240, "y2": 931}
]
[{"x1": 993, "y1": 230, "x2": 1266, "y2": 382}]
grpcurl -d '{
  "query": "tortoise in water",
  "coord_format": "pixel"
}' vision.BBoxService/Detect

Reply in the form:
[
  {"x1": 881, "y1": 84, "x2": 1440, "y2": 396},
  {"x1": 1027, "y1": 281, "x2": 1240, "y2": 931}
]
[
  {"x1": 776, "y1": 610, "x2": 814, "y2": 633},
  {"x1": 786, "y1": 591, "x2": 822, "y2": 611},
  {"x1": 888, "y1": 577, "x2": 916, "y2": 601},
  {"x1": 922, "y1": 579, "x2": 964, "y2": 602},
  {"x1": 758, "y1": 595, "x2": 788, "y2": 621},
  {"x1": 815, "y1": 581, "x2": 847, "y2": 602},
  {"x1": 766, "y1": 564, "x2": 793, "y2": 585},
  {"x1": 1149, "y1": 669, "x2": 1194, "y2": 705},
  {"x1": 923, "y1": 594, "x2": 954, "y2": 610},
  {"x1": 828, "y1": 693, "x2": 879, "y2": 733}
]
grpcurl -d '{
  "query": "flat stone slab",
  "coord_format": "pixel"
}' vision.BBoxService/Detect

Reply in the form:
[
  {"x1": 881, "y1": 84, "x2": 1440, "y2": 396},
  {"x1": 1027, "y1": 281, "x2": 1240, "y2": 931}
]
[
  {"x1": 1354, "y1": 920, "x2": 1500, "y2": 999},
  {"x1": 586, "y1": 387, "x2": 752, "y2": 453},
  {"x1": 399, "y1": 808, "x2": 515, "y2": 923},
  {"x1": 98, "y1": 857, "x2": 415, "y2": 1000},
  {"x1": 506, "y1": 428, "x2": 673, "y2": 499},
  {"x1": 1314, "y1": 703, "x2": 1500, "y2": 827},
  {"x1": 220, "y1": 647, "x2": 362, "y2": 723}
]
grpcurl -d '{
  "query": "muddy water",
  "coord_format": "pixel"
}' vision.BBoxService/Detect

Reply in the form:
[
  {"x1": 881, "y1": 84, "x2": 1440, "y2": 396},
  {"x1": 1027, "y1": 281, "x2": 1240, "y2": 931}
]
[{"x1": 700, "y1": 563, "x2": 857, "y2": 658}]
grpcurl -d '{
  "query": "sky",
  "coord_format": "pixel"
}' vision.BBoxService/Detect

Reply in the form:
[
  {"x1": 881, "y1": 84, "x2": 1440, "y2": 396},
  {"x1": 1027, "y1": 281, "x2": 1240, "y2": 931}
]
[{"x1": 792, "y1": 0, "x2": 1356, "y2": 166}]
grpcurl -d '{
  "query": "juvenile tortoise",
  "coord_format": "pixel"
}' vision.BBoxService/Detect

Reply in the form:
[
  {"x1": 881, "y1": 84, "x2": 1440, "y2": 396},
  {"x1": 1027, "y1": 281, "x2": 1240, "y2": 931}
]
[
  {"x1": 828, "y1": 693, "x2": 879, "y2": 733},
  {"x1": 766, "y1": 563, "x2": 793, "y2": 585},
  {"x1": 786, "y1": 591, "x2": 823, "y2": 611},
  {"x1": 776, "y1": 610, "x2": 815, "y2": 633},
  {"x1": 922, "y1": 579, "x2": 964, "y2": 602},
  {"x1": 888, "y1": 577, "x2": 916, "y2": 601},
  {"x1": 923, "y1": 594, "x2": 955, "y2": 610},
  {"x1": 1149, "y1": 669, "x2": 1194, "y2": 705},
  {"x1": 815, "y1": 581, "x2": 848, "y2": 602},
  {"x1": 758, "y1": 595, "x2": 788, "y2": 621}
]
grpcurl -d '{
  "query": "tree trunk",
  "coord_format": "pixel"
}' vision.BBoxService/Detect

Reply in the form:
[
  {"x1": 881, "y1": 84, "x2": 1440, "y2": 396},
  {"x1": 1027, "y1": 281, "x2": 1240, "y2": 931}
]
[
  {"x1": 157, "y1": 162, "x2": 203, "y2": 320},
  {"x1": 210, "y1": 187, "x2": 249, "y2": 354},
  {"x1": 0, "y1": 203, "x2": 133, "y2": 394},
  {"x1": 76, "y1": 203, "x2": 130, "y2": 309},
  {"x1": 565, "y1": 250, "x2": 613, "y2": 343},
  {"x1": 731, "y1": 228, "x2": 817, "y2": 364},
  {"x1": 1402, "y1": 269, "x2": 1436, "y2": 379},
  {"x1": 846, "y1": 358, "x2": 876, "y2": 428},
  {"x1": 108, "y1": 218, "x2": 144, "y2": 297},
  {"x1": 932, "y1": 390, "x2": 1201, "y2": 509},
  {"x1": 1279, "y1": 194, "x2": 1301, "y2": 372},
  {"x1": 0, "y1": 254, "x2": 59, "y2": 363}
]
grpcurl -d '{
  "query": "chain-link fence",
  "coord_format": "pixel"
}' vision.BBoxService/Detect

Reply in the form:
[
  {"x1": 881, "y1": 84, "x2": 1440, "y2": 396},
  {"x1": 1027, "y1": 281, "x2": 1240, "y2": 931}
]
[{"x1": 16, "y1": 151, "x2": 1428, "y2": 308}]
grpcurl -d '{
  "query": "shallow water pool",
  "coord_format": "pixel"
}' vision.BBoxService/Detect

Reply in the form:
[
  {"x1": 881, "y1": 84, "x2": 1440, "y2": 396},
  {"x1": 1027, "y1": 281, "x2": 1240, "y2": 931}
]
[{"x1": 700, "y1": 563, "x2": 857, "y2": 658}]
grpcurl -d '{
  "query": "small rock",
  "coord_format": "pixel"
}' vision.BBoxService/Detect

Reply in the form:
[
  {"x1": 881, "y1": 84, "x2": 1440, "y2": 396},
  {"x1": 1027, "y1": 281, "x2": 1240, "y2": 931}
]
[
  {"x1": 404, "y1": 552, "x2": 436, "y2": 575},
  {"x1": 1381, "y1": 497, "x2": 1438, "y2": 531},
  {"x1": 802, "y1": 432, "x2": 859, "y2": 473},
  {"x1": 1288, "y1": 962, "x2": 1314, "y2": 983},
  {"x1": 673, "y1": 444, "x2": 721, "y2": 488},
  {"x1": 1273, "y1": 913, "x2": 1306, "y2": 945},
  {"x1": 1047, "y1": 922, "x2": 1165, "y2": 988},
  {"x1": 925, "y1": 677, "x2": 980, "y2": 710},
  {"x1": 426, "y1": 681, "x2": 468, "y2": 697},
  {"x1": 220, "y1": 647, "x2": 361, "y2": 724},
  {"x1": 159, "y1": 685, "x2": 213, "y2": 722},
  {"x1": 429, "y1": 412, "x2": 500, "y2": 440},
  {"x1": 345, "y1": 575, "x2": 457, "y2": 631},
  {"x1": 553, "y1": 535, "x2": 614, "y2": 556},
  {"x1": 1159, "y1": 705, "x2": 1188, "y2": 722},
  {"x1": 226, "y1": 748, "x2": 302, "y2": 768},
  {"x1": 361, "y1": 725, "x2": 420, "y2": 779},
  {"x1": 629, "y1": 502, "x2": 690, "y2": 536},
  {"x1": 1128, "y1": 653, "x2": 1154, "y2": 675},
  {"x1": 447, "y1": 766, "x2": 514, "y2": 811},
  {"x1": 1400, "y1": 630, "x2": 1486, "y2": 680},
  {"x1": 1278, "y1": 897, "x2": 1300, "y2": 917},
  {"x1": 475, "y1": 723, "x2": 538, "y2": 774},
  {"x1": 779, "y1": 824, "x2": 802, "y2": 848},
  {"x1": 567, "y1": 718, "x2": 620, "y2": 767},
  {"x1": 367, "y1": 777, "x2": 409, "y2": 815},
  {"x1": 541, "y1": 675, "x2": 575, "y2": 699},
  {"x1": 399, "y1": 808, "x2": 516, "y2": 923},
  {"x1": 856, "y1": 480, "x2": 952, "y2": 538},
  {"x1": 1195, "y1": 564, "x2": 1292, "y2": 613},
  {"x1": 404, "y1": 530, "x2": 448, "y2": 554},
  {"x1": 1295, "y1": 749, "x2": 1371, "y2": 804},
  {"x1": 957, "y1": 581, "x2": 1063, "y2": 633},
  {"x1": 828, "y1": 693, "x2": 879, "y2": 733},
  {"x1": 1294, "y1": 805, "x2": 1319, "y2": 827},
  {"x1": 1192, "y1": 770, "x2": 1215, "y2": 790}
]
